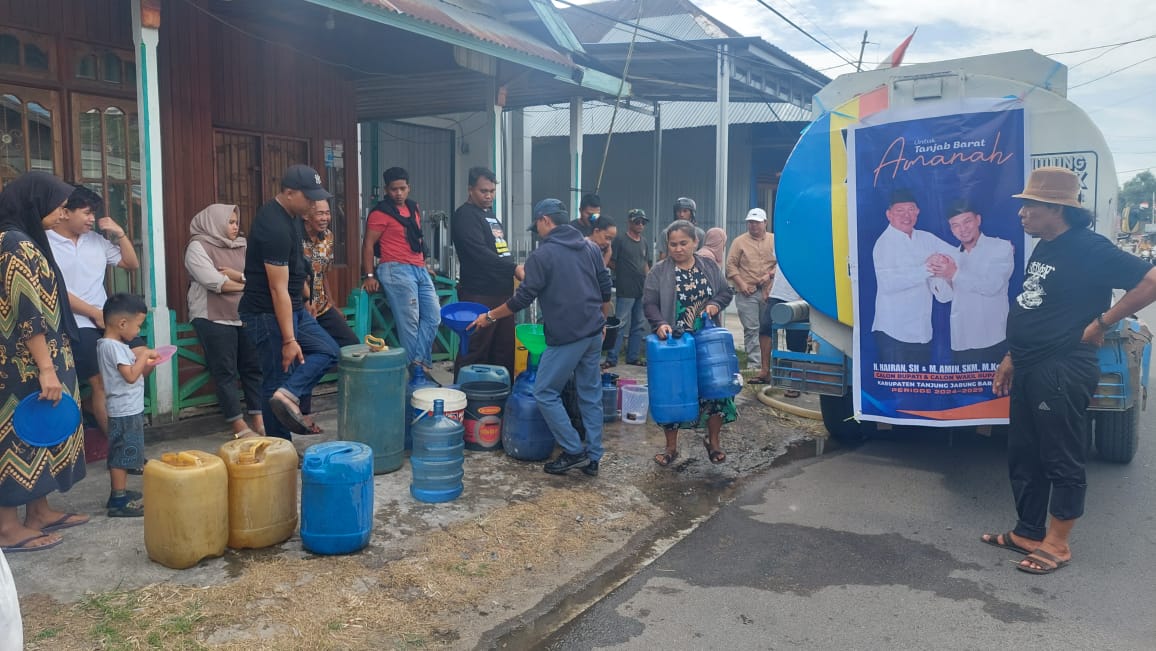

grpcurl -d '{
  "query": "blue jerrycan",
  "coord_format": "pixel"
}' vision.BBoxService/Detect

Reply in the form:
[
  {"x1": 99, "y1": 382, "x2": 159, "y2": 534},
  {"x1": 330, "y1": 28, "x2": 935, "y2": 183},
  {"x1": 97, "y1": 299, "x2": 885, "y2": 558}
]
[
  {"x1": 501, "y1": 363, "x2": 554, "y2": 461},
  {"x1": 647, "y1": 328, "x2": 699, "y2": 423},
  {"x1": 695, "y1": 314, "x2": 742, "y2": 399},
  {"x1": 300, "y1": 441, "x2": 374, "y2": 555}
]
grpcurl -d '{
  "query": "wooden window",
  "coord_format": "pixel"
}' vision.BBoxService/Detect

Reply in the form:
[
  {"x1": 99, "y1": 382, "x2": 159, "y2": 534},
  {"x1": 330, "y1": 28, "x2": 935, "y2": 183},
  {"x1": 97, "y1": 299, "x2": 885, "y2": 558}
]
[
  {"x1": 70, "y1": 44, "x2": 133, "y2": 88},
  {"x1": 0, "y1": 29, "x2": 56, "y2": 81},
  {"x1": 213, "y1": 131, "x2": 310, "y2": 237},
  {"x1": 0, "y1": 86, "x2": 63, "y2": 187},
  {"x1": 71, "y1": 93, "x2": 142, "y2": 295}
]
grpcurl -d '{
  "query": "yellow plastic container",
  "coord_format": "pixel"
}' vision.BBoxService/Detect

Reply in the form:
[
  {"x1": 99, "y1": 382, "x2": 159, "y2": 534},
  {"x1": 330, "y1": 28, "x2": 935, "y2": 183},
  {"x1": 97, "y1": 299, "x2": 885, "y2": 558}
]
[
  {"x1": 514, "y1": 344, "x2": 528, "y2": 378},
  {"x1": 217, "y1": 437, "x2": 299, "y2": 549},
  {"x1": 143, "y1": 451, "x2": 228, "y2": 569}
]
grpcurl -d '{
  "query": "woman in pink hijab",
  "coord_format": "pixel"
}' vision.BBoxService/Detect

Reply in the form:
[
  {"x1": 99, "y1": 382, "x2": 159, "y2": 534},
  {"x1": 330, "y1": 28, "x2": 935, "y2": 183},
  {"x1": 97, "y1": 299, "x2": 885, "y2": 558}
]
[{"x1": 699, "y1": 227, "x2": 728, "y2": 264}]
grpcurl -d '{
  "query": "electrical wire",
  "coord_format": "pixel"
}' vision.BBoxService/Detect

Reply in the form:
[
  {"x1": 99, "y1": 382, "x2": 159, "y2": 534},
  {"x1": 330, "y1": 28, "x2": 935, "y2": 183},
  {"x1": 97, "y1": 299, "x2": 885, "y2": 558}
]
[
  {"x1": 594, "y1": 0, "x2": 644, "y2": 194},
  {"x1": 751, "y1": 0, "x2": 856, "y2": 67},
  {"x1": 775, "y1": 0, "x2": 860, "y2": 62},
  {"x1": 1046, "y1": 34, "x2": 1156, "y2": 56},
  {"x1": 1069, "y1": 54, "x2": 1156, "y2": 89}
]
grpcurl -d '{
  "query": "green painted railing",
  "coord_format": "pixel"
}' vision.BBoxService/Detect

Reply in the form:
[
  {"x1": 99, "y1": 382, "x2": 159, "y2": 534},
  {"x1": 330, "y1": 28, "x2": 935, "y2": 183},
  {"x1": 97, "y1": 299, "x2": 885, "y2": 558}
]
[{"x1": 150, "y1": 276, "x2": 459, "y2": 418}]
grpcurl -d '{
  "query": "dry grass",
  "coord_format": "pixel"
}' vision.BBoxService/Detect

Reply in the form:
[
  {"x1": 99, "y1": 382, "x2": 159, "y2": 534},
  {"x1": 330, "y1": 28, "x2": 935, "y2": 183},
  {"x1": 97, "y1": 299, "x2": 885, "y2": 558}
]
[{"x1": 22, "y1": 487, "x2": 651, "y2": 650}]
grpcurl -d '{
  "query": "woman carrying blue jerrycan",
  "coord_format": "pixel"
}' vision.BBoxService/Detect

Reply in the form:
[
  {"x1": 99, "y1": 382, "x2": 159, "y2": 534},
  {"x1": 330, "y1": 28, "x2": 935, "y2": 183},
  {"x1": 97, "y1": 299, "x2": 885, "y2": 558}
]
[{"x1": 643, "y1": 220, "x2": 736, "y2": 468}]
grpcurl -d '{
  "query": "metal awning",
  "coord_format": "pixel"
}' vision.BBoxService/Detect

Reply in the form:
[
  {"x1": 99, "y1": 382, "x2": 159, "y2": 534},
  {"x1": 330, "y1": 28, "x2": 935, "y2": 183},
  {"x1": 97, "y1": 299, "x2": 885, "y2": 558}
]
[{"x1": 304, "y1": 0, "x2": 628, "y2": 99}]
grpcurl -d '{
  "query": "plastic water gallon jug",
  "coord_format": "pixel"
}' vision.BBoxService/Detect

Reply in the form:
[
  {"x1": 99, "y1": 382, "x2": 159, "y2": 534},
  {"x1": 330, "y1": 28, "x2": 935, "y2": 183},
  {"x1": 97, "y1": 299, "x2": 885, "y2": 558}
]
[
  {"x1": 456, "y1": 364, "x2": 510, "y2": 389},
  {"x1": 695, "y1": 314, "x2": 742, "y2": 399},
  {"x1": 338, "y1": 343, "x2": 407, "y2": 474},
  {"x1": 143, "y1": 451, "x2": 228, "y2": 569},
  {"x1": 601, "y1": 372, "x2": 620, "y2": 422},
  {"x1": 411, "y1": 399, "x2": 465, "y2": 503},
  {"x1": 502, "y1": 364, "x2": 554, "y2": 460},
  {"x1": 217, "y1": 437, "x2": 299, "y2": 549},
  {"x1": 647, "y1": 329, "x2": 699, "y2": 423},
  {"x1": 405, "y1": 366, "x2": 440, "y2": 450},
  {"x1": 301, "y1": 441, "x2": 374, "y2": 555}
]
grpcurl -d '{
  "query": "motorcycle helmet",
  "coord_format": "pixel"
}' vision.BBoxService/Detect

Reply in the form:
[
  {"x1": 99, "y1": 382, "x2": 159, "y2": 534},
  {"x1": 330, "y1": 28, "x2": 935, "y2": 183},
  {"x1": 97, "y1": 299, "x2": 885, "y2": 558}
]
[{"x1": 673, "y1": 197, "x2": 697, "y2": 221}]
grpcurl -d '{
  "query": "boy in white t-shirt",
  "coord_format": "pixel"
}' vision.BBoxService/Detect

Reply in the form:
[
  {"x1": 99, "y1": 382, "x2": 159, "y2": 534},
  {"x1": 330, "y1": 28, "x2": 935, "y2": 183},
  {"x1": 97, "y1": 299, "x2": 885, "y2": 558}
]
[{"x1": 96, "y1": 294, "x2": 156, "y2": 517}]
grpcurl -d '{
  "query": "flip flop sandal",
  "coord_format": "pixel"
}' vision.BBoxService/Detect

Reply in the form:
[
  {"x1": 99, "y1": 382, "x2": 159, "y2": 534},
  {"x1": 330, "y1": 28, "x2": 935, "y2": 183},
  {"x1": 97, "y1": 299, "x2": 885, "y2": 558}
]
[
  {"x1": 627, "y1": 360, "x2": 647, "y2": 367},
  {"x1": 38, "y1": 512, "x2": 90, "y2": 534},
  {"x1": 233, "y1": 428, "x2": 260, "y2": 440},
  {"x1": 981, "y1": 530, "x2": 1035, "y2": 556},
  {"x1": 747, "y1": 376, "x2": 770, "y2": 385},
  {"x1": 2, "y1": 533, "x2": 62, "y2": 553},
  {"x1": 1015, "y1": 549, "x2": 1070, "y2": 575},
  {"x1": 269, "y1": 390, "x2": 310, "y2": 435},
  {"x1": 702, "y1": 436, "x2": 727, "y2": 464},
  {"x1": 784, "y1": 390, "x2": 801, "y2": 398},
  {"x1": 653, "y1": 450, "x2": 679, "y2": 467}
]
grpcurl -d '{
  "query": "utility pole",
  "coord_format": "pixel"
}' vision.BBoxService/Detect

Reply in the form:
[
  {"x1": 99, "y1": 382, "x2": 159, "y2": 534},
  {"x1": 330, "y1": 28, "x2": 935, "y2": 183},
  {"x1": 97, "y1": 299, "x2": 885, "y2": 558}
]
[{"x1": 856, "y1": 31, "x2": 868, "y2": 72}]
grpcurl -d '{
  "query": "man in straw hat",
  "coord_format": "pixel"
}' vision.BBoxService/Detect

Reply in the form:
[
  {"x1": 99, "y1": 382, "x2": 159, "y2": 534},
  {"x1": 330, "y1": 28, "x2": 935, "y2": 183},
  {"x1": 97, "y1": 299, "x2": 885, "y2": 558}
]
[{"x1": 982, "y1": 167, "x2": 1156, "y2": 574}]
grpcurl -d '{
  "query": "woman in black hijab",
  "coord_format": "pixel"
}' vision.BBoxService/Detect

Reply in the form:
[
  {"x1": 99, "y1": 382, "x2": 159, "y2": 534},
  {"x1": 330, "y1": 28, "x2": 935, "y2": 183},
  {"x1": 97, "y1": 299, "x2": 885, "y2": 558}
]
[{"x1": 0, "y1": 172, "x2": 89, "y2": 553}]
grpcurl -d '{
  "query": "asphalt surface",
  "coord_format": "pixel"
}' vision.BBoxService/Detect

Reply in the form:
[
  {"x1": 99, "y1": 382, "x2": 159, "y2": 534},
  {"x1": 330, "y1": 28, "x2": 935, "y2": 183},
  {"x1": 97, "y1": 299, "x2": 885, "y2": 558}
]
[{"x1": 545, "y1": 295, "x2": 1156, "y2": 651}]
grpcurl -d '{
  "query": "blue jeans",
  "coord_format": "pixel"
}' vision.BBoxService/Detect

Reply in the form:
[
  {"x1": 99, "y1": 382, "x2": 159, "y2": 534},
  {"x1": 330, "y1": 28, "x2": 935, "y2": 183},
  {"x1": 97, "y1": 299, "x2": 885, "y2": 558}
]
[
  {"x1": 240, "y1": 309, "x2": 340, "y2": 440},
  {"x1": 607, "y1": 296, "x2": 646, "y2": 365},
  {"x1": 533, "y1": 334, "x2": 603, "y2": 461},
  {"x1": 377, "y1": 262, "x2": 442, "y2": 367}
]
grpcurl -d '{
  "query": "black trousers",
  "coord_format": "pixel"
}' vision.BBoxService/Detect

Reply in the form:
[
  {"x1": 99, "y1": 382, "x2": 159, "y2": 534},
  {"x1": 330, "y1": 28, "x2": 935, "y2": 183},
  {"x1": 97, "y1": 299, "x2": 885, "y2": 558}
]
[
  {"x1": 453, "y1": 292, "x2": 516, "y2": 380},
  {"x1": 1008, "y1": 347, "x2": 1100, "y2": 540},
  {"x1": 191, "y1": 318, "x2": 263, "y2": 423}
]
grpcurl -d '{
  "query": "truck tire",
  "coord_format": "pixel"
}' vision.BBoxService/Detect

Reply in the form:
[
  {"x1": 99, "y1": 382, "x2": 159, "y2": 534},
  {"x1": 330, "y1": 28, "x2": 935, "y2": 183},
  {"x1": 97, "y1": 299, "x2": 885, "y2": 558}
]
[
  {"x1": 1094, "y1": 406, "x2": 1140, "y2": 464},
  {"x1": 820, "y1": 394, "x2": 875, "y2": 445}
]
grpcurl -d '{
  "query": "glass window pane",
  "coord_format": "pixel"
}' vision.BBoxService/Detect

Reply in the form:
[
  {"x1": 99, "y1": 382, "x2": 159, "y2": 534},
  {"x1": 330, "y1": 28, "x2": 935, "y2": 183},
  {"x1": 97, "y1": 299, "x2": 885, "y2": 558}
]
[
  {"x1": 25, "y1": 102, "x2": 53, "y2": 173},
  {"x1": 0, "y1": 35, "x2": 18, "y2": 66},
  {"x1": 76, "y1": 54, "x2": 96, "y2": 79},
  {"x1": 0, "y1": 94, "x2": 27, "y2": 179},
  {"x1": 102, "y1": 52, "x2": 122, "y2": 84},
  {"x1": 104, "y1": 183, "x2": 139, "y2": 293},
  {"x1": 127, "y1": 114, "x2": 140, "y2": 181},
  {"x1": 105, "y1": 107, "x2": 126, "y2": 180},
  {"x1": 24, "y1": 43, "x2": 48, "y2": 70},
  {"x1": 126, "y1": 63, "x2": 136, "y2": 88},
  {"x1": 79, "y1": 108, "x2": 103, "y2": 179}
]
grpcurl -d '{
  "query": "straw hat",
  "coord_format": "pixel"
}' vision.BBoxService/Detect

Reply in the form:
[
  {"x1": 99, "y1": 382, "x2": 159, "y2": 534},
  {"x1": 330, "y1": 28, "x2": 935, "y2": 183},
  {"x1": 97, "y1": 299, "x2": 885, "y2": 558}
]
[{"x1": 1012, "y1": 166, "x2": 1083, "y2": 208}]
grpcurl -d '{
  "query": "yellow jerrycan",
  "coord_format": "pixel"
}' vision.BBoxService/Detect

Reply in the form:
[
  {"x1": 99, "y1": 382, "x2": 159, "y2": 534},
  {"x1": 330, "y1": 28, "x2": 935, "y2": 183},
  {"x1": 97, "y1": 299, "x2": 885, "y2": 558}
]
[
  {"x1": 143, "y1": 451, "x2": 228, "y2": 569},
  {"x1": 217, "y1": 437, "x2": 299, "y2": 549}
]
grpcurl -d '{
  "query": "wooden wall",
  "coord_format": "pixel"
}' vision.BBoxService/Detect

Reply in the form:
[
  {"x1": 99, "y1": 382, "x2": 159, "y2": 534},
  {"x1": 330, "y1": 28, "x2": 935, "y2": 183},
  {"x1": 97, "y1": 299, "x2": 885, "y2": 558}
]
[
  {"x1": 158, "y1": 0, "x2": 361, "y2": 321},
  {"x1": 0, "y1": 0, "x2": 133, "y2": 47}
]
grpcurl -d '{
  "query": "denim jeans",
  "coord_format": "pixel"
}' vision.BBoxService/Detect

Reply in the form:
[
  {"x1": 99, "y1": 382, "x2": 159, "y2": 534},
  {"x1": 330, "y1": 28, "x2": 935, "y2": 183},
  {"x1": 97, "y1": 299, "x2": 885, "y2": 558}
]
[
  {"x1": 240, "y1": 309, "x2": 340, "y2": 440},
  {"x1": 533, "y1": 334, "x2": 603, "y2": 461},
  {"x1": 377, "y1": 262, "x2": 442, "y2": 367},
  {"x1": 191, "y1": 318, "x2": 263, "y2": 423},
  {"x1": 607, "y1": 296, "x2": 646, "y2": 365}
]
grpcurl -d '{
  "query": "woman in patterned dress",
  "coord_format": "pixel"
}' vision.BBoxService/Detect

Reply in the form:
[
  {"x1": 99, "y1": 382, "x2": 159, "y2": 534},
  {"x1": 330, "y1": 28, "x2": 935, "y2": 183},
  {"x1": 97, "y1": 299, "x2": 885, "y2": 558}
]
[
  {"x1": 643, "y1": 220, "x2": 736, "y2": 467},
  {"x1": 0, "y1": 172, "x2": 89, "y2": 553}
]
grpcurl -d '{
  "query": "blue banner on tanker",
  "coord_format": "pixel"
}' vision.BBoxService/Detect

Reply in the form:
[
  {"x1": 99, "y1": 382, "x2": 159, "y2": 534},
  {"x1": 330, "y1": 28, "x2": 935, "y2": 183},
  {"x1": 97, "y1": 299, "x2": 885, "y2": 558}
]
[{"x1": 847, "y1": 100, "x2": 1028, "y2": 426}]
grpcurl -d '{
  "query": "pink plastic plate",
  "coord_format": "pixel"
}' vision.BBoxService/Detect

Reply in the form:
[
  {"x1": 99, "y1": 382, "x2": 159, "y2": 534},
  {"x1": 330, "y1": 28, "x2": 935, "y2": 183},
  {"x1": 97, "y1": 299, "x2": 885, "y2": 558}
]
[{"x1": 150, "y1": 344, "x2": 178, "y2": 366}]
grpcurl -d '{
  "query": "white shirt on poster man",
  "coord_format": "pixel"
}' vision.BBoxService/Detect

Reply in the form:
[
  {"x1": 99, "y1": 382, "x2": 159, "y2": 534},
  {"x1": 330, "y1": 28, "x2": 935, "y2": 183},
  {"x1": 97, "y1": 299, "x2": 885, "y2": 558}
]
[
  {"x1": 871, "y1": 225, "x2": 954, "y2": 344},
  {"x1": 47, "y1": 229, "x2": 122, "y2": 329},
  {"x1": 943, "y1": 233, "x2": 1015, "y2": 351}
]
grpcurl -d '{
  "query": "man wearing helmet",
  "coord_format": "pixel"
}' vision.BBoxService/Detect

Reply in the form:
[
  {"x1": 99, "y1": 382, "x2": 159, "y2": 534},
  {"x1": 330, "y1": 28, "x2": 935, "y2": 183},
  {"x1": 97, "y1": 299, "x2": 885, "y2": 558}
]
[{"x1": 669, "y1": 198, "x2": 705, "y2": 255}]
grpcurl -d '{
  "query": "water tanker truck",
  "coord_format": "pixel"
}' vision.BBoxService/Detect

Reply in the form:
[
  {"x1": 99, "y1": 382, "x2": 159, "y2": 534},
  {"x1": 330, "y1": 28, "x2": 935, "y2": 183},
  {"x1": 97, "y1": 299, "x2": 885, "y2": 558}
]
[{"x1": 770, "y1": 50, "x2": 1150, "y2": 463}]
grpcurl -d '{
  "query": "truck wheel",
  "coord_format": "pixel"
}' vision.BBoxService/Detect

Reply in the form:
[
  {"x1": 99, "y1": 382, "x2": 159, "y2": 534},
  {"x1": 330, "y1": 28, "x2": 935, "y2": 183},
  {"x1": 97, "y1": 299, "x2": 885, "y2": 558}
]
[
  {"x1": 1094, "y1": 406, "x2": 1140, "y2": 464},
  {"x1": 820, "y1": 394, "x2": 874, "y2": 445}
]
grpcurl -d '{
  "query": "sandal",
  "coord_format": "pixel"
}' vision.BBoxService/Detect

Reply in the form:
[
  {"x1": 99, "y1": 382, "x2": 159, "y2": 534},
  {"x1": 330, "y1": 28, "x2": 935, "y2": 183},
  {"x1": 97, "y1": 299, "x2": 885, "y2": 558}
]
[
  {"x1": 981, "y1": 530, "x2": 1036, "y2": 556},
  {"x1": 601, "y1": 361, "x2": 616, "y2": 370},
  {"x1": 702, "y1": 436, "x2": 726, "y2": 464},
  {"x1": 1015, "y1": 548, "x2": 1070, "y2": 575},
  {"x1": 627, "y1": 360, "x2": 647, "y2": 367},
  {"x1": 748, "y1": 376, "x2": 769, "y2": 385},
  {"x1": 653, "y1": 450, "x2": 679, "y2": 467}
]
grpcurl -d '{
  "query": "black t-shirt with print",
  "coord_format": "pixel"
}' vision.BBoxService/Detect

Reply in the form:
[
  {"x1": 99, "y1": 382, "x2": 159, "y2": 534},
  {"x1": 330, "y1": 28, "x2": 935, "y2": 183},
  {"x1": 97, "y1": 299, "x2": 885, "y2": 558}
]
[
  {"x1": 1007, "y1": 227, "x2": 1151, "y2": 368},
  {"x1": 239, "y1": 199, "x2": 308, "y2": 314}
]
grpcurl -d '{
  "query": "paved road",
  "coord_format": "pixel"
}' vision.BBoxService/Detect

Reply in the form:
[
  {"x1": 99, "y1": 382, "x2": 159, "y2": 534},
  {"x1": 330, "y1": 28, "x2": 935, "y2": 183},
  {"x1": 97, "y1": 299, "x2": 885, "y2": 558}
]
[{"x1": 545, "y1": 373, "x2": 1156, "y2": 647}]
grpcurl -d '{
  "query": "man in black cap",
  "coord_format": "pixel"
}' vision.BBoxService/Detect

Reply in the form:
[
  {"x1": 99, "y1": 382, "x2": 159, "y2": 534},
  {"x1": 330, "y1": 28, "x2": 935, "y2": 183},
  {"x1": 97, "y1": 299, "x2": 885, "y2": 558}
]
[
  {"x1": 238, "y1": 164, "x2": 341, "y2": 440},
  {"x1": 606, "y1": 208, "x2": 651, "y2": 367},
  {"x1": 468, "y1": 198, "x2": 612, "y2": 477}
]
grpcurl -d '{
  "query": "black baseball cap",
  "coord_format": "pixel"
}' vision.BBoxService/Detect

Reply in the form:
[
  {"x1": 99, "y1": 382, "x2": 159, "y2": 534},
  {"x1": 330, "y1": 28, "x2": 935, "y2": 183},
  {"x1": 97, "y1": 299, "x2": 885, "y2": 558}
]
[
  {"x1": 529, "y1": 198, "x2": 568, "y2": 231},
  {"x1": 282, "y1": 164, "x2": 333, "y2": 201}
]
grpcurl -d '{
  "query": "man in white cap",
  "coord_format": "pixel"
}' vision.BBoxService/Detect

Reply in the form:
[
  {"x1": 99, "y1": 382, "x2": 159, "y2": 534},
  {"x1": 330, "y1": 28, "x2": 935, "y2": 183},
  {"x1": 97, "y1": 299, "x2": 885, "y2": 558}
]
[
  {"x1": 982, "y1": 167, "x2": 1156, "y2": 575},
  {"x1": 726, "y1": 208, "x2": 776, "y2": 373}
]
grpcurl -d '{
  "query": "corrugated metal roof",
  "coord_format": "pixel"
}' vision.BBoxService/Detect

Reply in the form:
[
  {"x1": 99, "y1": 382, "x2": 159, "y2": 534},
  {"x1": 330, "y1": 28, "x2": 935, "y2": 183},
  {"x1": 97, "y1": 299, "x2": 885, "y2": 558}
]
[
  {"x1": 597, "y1": 15, "x2": 726, "y2": 43},
  {"x1": 524, "y1": 100, "x2": 810, "y2": 138},
  {"x1": 360, "y1": 0, "x2": 575, "y2": 68}
]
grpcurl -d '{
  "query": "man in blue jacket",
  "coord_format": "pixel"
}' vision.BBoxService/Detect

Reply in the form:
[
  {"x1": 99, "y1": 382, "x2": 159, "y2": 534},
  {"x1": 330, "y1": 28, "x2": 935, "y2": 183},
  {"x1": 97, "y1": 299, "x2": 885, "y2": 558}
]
[{"x1": 468, "y1": 198, "x2": 613, "y2": 476}]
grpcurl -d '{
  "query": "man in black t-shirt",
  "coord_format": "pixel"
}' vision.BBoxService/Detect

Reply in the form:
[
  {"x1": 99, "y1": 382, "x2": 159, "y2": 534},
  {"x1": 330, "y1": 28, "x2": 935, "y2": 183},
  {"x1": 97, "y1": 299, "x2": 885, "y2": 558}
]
[
  {"x1": 982, "y1": 167, "x2": 1156, "y2": 575},
  {"x1": 238, "y1": 164, "x2": 340, "y2": 440},
  {"x1": 606, "y1": 208, "x2": 652, "y2": 366},
  {"x1": 450, "y1": 167, "x2": 524, "y2": 378}
]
